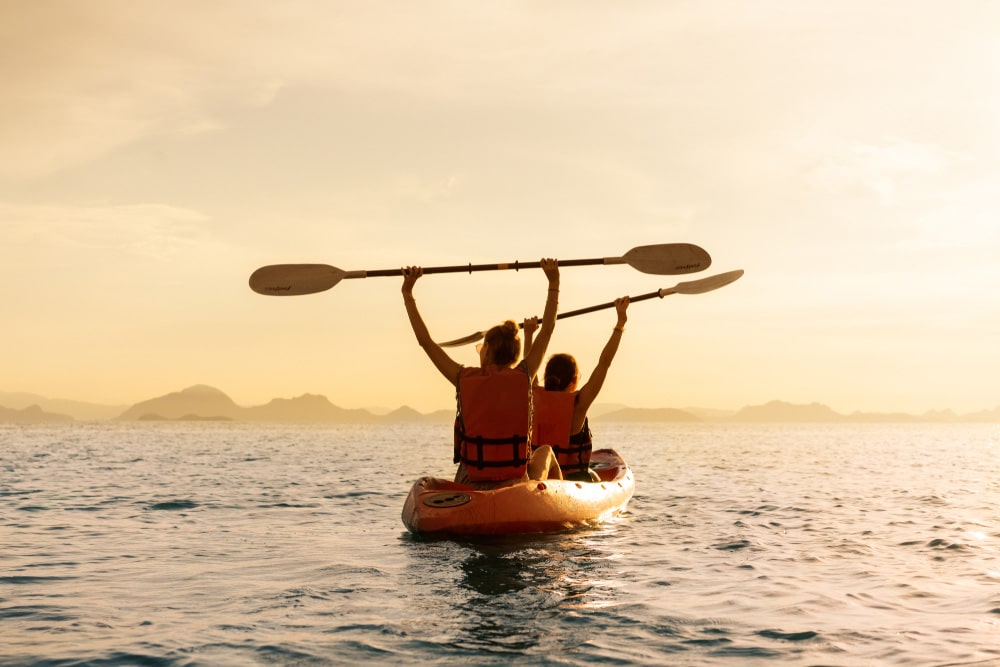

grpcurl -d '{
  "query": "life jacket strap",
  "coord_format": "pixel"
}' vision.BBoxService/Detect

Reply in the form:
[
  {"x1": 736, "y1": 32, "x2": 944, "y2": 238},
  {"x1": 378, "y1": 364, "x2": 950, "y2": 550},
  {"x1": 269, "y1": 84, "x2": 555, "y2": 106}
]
[{"x1": 455, "y1": 432, "x2": 528, "y2": 469}]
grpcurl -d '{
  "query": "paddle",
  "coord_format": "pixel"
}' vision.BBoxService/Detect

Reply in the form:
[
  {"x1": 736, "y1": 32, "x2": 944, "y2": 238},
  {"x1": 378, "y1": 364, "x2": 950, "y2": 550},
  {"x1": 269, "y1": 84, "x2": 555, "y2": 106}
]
[
  {"x1": 437, "y1": 269, "x2": 744, "y2": 347},
  {"x1": 248, "y1": 243, "x2": 711, "y2": 296}
]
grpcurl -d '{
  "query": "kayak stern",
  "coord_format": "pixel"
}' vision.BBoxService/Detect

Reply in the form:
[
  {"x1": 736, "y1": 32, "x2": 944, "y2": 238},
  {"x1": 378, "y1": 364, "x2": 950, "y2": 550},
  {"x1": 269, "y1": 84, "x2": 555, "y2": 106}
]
[{"x1": 401, "y1": 449, "x2": 634, "y2": 537}]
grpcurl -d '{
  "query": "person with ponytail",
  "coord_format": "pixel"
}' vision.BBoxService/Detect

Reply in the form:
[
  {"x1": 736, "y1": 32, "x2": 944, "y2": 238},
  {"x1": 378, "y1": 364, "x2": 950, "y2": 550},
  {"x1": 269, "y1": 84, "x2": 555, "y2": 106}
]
[
  {"x1": 529, "y1": 296, "x2": 630, "y2": 481},
  {"x1": 401, "y1": 259, "x2": 563, "y2": 488}
]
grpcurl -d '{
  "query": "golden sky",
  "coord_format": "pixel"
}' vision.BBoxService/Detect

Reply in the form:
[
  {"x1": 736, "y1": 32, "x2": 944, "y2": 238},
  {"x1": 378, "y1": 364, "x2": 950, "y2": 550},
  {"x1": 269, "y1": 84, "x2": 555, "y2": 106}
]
[{"x1": 2, "y1": 2, "x2": 999, "y2": 414}]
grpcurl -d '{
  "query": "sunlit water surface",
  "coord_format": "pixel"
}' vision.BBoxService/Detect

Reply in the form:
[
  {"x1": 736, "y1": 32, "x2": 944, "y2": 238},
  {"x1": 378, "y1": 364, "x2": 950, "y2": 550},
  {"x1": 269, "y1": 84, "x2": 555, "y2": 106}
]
[{"x1": 2, "y1": 422, "x2": 999, "y2": 666}]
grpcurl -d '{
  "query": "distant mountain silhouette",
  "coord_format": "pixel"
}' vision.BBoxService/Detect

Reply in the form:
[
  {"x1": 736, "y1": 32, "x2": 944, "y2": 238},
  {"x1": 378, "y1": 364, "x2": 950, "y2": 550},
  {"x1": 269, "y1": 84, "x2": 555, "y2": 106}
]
[
  {"x1": 732, "y1": 401, "x2": 844, "y2": 422},
  {"x1": 727, "y1": 400, "x2": 993, "y2": 423},
  {"x1": 961, "y1": 406, "x2": 1000, "y2": 422},
  {"x1": 3, "y1": 385, "x2": 999, "y2": 424},
  {"x1": 600, "y1": 407, "x2": 701, "y2": 422},
  {"x1": 380, "y1": 405, "x2": 453, "y2": 423},
  {"x1": 683, "y1": 406, "x2": 738, "y2": 420},
  {"x1": 0, "y1": 391, "x2": 126, "y2": 421},
  {"x1": 243, "y1": 394, "x2": 379, "y2": 423},
  {"x1": 137, "y1": 413, "x2": 234, "y2": 422},
  {"x1": 112, "y1": 386, "x2": 453, "y2": 424},
  {"x1": 844, "y1": 410, "x2": 923, "y2": 423},
  {"x1": 117, "y1": 385, "x2": 243, "y2": 421},
  {"x1": 587, "y1": 403, "x2": 629, "y2": 418},
  {"x1": 0, "y1": 404, "x2": 73, "y2": 424}
]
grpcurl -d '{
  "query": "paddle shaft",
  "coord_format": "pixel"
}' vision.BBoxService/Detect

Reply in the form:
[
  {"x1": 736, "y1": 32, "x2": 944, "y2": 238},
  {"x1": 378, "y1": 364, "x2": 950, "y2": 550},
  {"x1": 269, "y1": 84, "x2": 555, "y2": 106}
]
[
  {"x1": 437, "y1": 289, "x2": 677, "y2": 347},
  {"x1": 357, "y1": 257, "x2": 631, "y2": 279},
  {"x1": 534, "y1": 269, "x2": 743, "y2": 323},
  {"x1": 540, "y1": 288, "x2": 671, "y2": 325}
]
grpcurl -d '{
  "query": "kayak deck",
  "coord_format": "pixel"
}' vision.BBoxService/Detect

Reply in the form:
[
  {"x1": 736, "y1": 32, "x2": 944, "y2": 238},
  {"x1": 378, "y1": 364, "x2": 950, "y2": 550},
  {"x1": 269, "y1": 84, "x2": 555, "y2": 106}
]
[{"x1": 401, "y1": 449, "x2": 634, "y2": 537}]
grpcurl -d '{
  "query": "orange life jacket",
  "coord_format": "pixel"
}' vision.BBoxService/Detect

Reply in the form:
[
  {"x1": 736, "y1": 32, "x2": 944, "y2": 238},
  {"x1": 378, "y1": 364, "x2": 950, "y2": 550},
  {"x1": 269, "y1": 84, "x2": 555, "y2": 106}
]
[
  {"x1": 531, "y1": 387, "x2": 593, "y2": 477},
  {"x1": 453, "y1": 365, "x2": 532, "y2": 482}
]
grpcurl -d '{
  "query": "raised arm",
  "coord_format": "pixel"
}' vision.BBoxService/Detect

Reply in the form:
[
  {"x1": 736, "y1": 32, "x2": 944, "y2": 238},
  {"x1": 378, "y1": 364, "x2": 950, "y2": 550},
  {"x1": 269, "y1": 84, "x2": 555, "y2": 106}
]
[
  {"x1": 521, "y1": 315, "x2": 539, "y2": 359},
  {"x1": 402, "y1": 266, "x2": 463, "y2": 387},
  {"x1": 522, "y1": 258, "x2": 560, "y2": 378},
  {"x1": 521, "y1": 316, "x2": 540, "y2": 386},
  {"x1": 573, "y1": 296, "x2": 629, "y2": 431}
]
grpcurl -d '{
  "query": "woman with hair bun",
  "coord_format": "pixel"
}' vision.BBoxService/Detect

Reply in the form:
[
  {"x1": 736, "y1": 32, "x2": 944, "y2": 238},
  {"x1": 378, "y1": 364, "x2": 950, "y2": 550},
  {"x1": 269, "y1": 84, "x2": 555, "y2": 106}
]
[{"x1": 401, "y1": 259, "x2": 563, "y2": 488}]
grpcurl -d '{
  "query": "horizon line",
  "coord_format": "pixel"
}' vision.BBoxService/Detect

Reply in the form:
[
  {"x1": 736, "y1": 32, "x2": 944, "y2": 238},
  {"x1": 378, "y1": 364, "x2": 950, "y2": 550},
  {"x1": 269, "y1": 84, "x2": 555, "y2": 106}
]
[{"x1": 3, "y1": 384, "x2": 999, "y2": 421}]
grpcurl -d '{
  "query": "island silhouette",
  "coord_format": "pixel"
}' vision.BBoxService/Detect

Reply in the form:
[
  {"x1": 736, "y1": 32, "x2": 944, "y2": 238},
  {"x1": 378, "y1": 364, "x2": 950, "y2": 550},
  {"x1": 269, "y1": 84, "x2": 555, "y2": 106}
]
[{"x1": 2, "y1": 385, "x2": 999, "y2": 424}]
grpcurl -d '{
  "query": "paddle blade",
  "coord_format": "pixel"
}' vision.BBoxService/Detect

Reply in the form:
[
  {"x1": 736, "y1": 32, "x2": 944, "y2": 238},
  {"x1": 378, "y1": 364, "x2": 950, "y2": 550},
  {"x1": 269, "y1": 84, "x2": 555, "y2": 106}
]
[
  {"x1": 438, "y1": 330, "x2": 487, "y2": 348},
  {"x1": 672, "y1": 269, "x2": 744, "y2": 295},
  {"x1": 623, "y1": 243, "x2": 711, "y2": 275},
  {"x1": 249, "y1": 264, "x2": 344, "y2": 296}
]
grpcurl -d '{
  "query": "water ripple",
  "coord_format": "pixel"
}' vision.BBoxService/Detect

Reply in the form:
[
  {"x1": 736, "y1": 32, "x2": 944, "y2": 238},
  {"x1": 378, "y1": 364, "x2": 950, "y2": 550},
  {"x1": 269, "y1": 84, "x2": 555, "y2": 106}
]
[{"x1": 2, "y1": 422, "x2": 999, "y2": 666}]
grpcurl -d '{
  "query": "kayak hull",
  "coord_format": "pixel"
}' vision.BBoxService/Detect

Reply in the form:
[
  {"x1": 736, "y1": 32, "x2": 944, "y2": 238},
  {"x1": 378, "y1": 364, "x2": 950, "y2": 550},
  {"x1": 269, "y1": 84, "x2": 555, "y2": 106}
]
[{"x1": 401, "y1": 449, "x2": 634, "y2": 537}]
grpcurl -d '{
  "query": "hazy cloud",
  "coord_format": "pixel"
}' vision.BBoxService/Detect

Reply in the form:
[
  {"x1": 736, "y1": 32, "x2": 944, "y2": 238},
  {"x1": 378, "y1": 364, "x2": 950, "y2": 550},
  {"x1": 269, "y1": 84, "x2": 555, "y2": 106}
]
[
  {"x1": 805, "y1": 140, "x2": 953, "y2": 205},
  {"x1": 0, "y1": 202, "x2": 213, "y2": 259}
]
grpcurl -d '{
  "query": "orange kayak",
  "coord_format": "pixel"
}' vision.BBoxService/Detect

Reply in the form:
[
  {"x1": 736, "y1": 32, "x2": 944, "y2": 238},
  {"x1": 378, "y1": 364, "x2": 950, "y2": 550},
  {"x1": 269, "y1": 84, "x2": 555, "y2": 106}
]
[{"x1": 401, "y1": 449, "x2": 635, "y2": 537}]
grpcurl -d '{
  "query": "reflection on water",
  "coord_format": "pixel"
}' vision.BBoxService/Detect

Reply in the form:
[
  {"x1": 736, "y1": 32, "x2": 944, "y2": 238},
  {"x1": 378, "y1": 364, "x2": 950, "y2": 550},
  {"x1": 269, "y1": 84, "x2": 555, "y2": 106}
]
[{"x1": 404, "y1": 524, "x2": 630, "y2": 657}]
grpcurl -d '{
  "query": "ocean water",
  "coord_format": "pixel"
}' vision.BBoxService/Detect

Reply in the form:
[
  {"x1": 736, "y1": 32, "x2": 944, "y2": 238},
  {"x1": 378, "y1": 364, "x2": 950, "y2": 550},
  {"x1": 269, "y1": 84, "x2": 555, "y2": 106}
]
[{"x1": 1, "y1": 422, "x2": 998, "y2": 666}]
